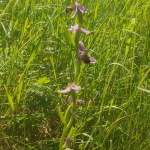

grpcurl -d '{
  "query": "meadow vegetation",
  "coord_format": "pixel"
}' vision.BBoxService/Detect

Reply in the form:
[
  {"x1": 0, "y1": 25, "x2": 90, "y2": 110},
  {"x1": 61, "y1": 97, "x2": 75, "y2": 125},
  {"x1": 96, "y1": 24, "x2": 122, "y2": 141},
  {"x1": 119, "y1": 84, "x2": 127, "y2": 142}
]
[{"x1": 0, "y1": 0, "x2": 150, "y2": 149}]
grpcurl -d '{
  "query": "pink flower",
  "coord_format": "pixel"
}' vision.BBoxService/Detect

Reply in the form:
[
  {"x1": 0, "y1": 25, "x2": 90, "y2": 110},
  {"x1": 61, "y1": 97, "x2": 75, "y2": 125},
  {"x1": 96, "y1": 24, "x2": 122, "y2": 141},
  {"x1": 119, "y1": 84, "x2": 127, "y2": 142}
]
[
  {"x1": 77, "y1": 42, "x2": 96, "y2": 64},
  {"x1": 68, "y1": 96, "x2": 85, "y2": 105},
  {"x1": 71, "y1": 3, "x2": 87, "y2": 18},
  {"x1": 58, "y1": 84, "x2": 81, "y2": 93},
  {"x1": 68, "y1": 24, "x2": 90, "y2": 34},
  {"x1": 70, "y1": 108, "x2": 79, "y2": 117}
]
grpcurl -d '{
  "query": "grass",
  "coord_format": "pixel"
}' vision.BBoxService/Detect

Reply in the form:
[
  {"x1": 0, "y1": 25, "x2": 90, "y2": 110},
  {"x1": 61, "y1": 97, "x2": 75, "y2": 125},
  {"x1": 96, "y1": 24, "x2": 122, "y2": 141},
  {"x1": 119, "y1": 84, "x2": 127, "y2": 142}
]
[{"x1": 0, "y1": 0, "x2": 150, "y2": 149}]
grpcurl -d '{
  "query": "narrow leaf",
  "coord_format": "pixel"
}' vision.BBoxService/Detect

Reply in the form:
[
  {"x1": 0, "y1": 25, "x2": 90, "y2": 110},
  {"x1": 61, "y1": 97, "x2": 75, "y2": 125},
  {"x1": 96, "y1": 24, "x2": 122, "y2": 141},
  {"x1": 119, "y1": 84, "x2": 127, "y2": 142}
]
[
  {"x1": 57, "y1": 104, "x2": 66, "y2": 124},
  {"x1": 137, "y1": 87, "x2": 150, "y2": 93},
  {"x1": 17, "y1": 80, "x2": 23, "y2": 104},
  {"x1": 4, "y1": 84, "x2": 14, "y2": 111},
  {"x1": 37, "y1": 77, "x2": 50, "y2": 84}
]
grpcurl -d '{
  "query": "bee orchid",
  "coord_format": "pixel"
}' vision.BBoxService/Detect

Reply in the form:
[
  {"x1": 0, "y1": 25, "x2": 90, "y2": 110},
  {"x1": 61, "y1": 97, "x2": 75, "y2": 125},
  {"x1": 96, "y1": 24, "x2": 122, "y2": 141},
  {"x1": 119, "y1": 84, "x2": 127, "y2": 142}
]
[
  {"x1": 68, "y1": 96, "x2": 85, "y2": 105},
  {"x1": 66, "y1": 3, "x2": 87, "y2": 18},
  {"x1": 71, "y1": 3, "x2": 87, "y2": 18},
  {"x1": 58, "y1": 84, "x2": 81, "y2": 93},
  {"x1": 68, "y1": 24, "x2": 90, "y2": 34},
  {"x1": 77, "y1": 42, "x2": 96, "y2": 64}
]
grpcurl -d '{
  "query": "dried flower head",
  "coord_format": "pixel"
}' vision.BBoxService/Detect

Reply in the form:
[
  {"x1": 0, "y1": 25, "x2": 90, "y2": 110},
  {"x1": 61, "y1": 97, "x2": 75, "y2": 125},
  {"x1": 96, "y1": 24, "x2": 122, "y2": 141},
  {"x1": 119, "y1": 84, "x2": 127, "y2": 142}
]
[{"x1": 66, "y1": 138, "x2": 73, "y2": 148}]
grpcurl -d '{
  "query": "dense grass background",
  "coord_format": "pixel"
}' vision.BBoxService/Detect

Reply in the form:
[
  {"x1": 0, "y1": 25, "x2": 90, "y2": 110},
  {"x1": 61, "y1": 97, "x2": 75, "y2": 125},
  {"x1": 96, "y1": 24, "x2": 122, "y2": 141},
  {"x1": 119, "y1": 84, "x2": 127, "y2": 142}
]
[{"x1": 0, "y1": 0, "x2": 150, "y2": 149}]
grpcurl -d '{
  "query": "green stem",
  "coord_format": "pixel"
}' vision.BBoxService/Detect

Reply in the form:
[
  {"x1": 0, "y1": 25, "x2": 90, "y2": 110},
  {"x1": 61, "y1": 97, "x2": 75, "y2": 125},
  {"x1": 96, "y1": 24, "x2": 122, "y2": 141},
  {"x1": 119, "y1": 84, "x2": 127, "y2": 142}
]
[
  {"x1": 74, "y1": 61, "x2": 80, "y2": 84},
  {"x1": 59, "y1": 116, "x2": 75, "y2": 150},
  {"x1": 67, "y1": 116, "x2": 74, "y2": 130},
  {"x1": 62, "y1": 116, "x2": 74, "y2": 149},
  {"x1": 59, "y1": 125, "x2": 67, "y2": 150}
]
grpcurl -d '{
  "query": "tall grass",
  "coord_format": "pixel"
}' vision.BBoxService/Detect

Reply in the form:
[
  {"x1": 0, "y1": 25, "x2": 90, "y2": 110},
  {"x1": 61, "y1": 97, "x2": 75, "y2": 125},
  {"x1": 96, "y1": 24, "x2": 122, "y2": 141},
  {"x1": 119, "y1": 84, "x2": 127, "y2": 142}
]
[{"x1": 0, "y1": 0, "x2": 150, "y2": 149}]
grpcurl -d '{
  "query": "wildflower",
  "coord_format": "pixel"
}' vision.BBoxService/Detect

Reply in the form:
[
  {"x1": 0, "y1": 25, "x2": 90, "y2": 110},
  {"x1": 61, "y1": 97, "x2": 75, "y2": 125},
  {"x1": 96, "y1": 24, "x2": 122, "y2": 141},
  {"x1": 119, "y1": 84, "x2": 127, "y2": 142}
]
[
  {"x1": 76, "y1": 99, "x2": 85, "y2": 105},
  {"x1": 68, "y1": 96, "x2": 73, "y2": 105},
  {"x1": 70, "y1": 108, "x2": 79, "y2": 117},
  {"x1": 77, "y1": 42, "x2": 96, "y2": 64},
  {"x1": 68, "y1": 96, "x2": 85, "y2": 105},
  {"x1": 66, "y1": 3, "x2": 87, "y2": 18},
  {"x1": 66, "y1": 138, "x2": 72, "y2": 148},
  {"x1": 65, "y1": 4, "x2": 74, "y2": 13},
  {"x1": 68, "y1": 24, "x2": 90, "y2": 34},
  {"x1": 58, "y1": 84, "x2": 81, "y2": 93}
]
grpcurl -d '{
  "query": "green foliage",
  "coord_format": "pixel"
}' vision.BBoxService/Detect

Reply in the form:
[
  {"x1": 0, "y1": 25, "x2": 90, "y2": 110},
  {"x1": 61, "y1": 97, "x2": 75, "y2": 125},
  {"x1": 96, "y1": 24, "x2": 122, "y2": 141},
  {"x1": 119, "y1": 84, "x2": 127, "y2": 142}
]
[{"x1": 0, "y1": 0, "x2": 150, "y2": 149}]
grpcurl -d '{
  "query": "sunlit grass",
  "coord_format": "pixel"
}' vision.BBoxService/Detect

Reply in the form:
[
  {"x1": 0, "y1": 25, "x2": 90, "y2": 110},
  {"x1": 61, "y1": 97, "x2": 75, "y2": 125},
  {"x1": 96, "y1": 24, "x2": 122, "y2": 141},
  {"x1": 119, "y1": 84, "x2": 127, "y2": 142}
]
[{"x1": 0, "y1": 0, "x2": 150, "y2": 149}]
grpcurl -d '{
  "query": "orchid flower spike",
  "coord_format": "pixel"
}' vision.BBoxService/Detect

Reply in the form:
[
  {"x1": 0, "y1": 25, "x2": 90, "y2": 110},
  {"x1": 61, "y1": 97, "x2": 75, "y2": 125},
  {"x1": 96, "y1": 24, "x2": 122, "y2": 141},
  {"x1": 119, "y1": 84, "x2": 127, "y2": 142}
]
[
  {"x1": 66, "y1": 3, "x2": 87, "y2": 18},
  {"x1": 68, "y1": 24, "x2": 90, "y2": 34},
  {"x1": 77, "y1": 42, "x2": 96, "y2": 64},
  {"x1": 58, "y1": 84, "x2": 81, "y2": 93}
]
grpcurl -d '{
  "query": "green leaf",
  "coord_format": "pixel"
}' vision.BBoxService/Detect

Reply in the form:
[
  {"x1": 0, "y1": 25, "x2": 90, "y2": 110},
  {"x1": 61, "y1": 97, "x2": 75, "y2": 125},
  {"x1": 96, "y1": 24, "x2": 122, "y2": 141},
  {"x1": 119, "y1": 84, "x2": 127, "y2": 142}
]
[
  {"x1": 67, "y1": 127, "x2": 75, "y2": 138},
  {"x1": 4, "y1": 84, "x2": 14, "y2": 111},
  {"x1": 67, "y1": 31, "x2": 75, "y2": 47},
  {"x1": 89, "y1": 135, "x2": 99, "y2": 149},
  {"x1": 37, "y1": 77, "x2": 50, "y2": 84},
  {"x1": 17, "y1": 80, "x2": 23, "y2": 104},
  {"x1": 57, "y1": 104, "x2": 66, "y2": 125},
  {"x1": 82, "y1": 133, "x2": 93, "y2": 140},
  {"x1": 137, "y1": 87, "x2": 150, "y2": 93}
]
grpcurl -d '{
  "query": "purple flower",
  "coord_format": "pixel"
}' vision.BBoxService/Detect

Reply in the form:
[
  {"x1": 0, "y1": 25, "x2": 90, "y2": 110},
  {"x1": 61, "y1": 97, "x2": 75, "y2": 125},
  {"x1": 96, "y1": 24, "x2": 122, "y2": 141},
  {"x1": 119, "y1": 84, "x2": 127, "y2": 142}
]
[
  {"x1": 68, "y1": 96, "x2": 85, "y2": 105},
  {"x1": 68, "y1": 96, "x2": 73, "y2": 105},
  {"x1": 66, "y1": 3, "x2": 87, "y2": 18},
  {"x1": 68, "y1": 24, "x2": 90, "y2": 34},
  {"x1": 72, "y1": 3, "x2": 87, "y2": 18},
  {"x1": 58, "y1": 84, "x2": 81, "y2": 93},
  {"x1": 77, "y1": 42, "x2": 96, "y2": 64},
  {"x1": 70, "y1": 108, "x2": 79, "y2": 117},
  {"x1": 76, "y1": 99, "x2": 85, "y2": 105}
]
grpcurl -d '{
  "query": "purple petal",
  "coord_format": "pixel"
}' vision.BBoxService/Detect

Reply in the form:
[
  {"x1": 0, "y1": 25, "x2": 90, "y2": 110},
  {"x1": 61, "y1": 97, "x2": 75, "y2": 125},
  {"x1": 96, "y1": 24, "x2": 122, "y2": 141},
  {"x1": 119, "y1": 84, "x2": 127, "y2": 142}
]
[
  {"x1": 76, "y1": 99, "x2": 85, "y2": 105},
  {"x1": 79, "y1": 41, "x2": 85, "y2": 53},
  {"x1": 76, "y1": 3, "x2": 87, "y2": 13},
  {"x1": 80, "y1": 28, "x2": 90, "y2": 34},
  {"x1": 71, "y1": 84, "x2": 81, "y2": 92},
  {"x1": 68, "y1": 96, "x2": 73, "y2": 105},
  {"x1": 58, "y1": 84, "x2": 81, "y2": 94},
  {"x1": 88, "y1": 55, "x2": 97, "y2": 63},
  {"x1": 69, "y1": 24, "x2": 90, "y2": 34},
  {"x1": 58, "y1": 87, "x2": 71, "y2": 93},
  {"x1": 70, "y1": 108, "x2": 79, "y2": 117},
  {"x1": 68, "y1": 24, "x2": 79, "y2": 33},
  {"x1": 71, "y1": 4, "x2": 78, "y2": 18},
  {"x1": 66, "y1": 138, "x2": 73, "y2": 148},
  {"x1": 77, "y1": 54, "x2": 83, "y2": 63},
  {"x1": 81, "y1": 53, "x2": 96, "y2": 64}
]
